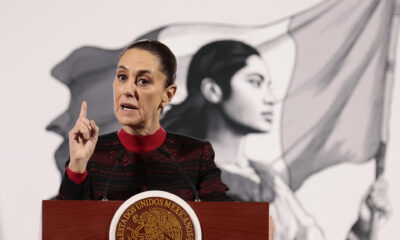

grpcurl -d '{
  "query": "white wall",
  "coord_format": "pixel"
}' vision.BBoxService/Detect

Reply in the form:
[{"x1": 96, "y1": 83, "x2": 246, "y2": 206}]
[{"x1": 0, "y1": 0, "x2": 398, "y2": 239}]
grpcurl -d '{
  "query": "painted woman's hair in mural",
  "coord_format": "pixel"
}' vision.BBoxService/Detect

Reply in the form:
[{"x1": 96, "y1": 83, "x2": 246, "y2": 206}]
[{"x1": 162, "y1": 40, "x2": 269, "y2": 139}]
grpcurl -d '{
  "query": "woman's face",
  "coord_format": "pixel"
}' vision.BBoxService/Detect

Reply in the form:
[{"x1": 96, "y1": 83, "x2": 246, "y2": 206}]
[
  {"x1": 113, "y1": 48, "x2": 170, "y2": 134},
  {"x1": 221, "y1": 55, "x2": 274, "y2": 132}
]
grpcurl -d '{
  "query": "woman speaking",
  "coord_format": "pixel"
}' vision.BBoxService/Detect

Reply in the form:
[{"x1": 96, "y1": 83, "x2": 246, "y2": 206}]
[{"x1": 57, "y1": 40, "x2": 231, "y2": 201}]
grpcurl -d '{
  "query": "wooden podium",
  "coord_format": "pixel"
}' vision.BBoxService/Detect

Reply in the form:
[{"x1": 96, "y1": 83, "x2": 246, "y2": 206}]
[{"x1": 42, "y1": 200, "x2": 269, "y2": 239}]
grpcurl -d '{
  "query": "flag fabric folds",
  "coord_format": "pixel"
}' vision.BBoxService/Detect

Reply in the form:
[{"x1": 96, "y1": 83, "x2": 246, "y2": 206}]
[{"x1": 282, "y1": 0, "x2": 396, "y2": 189}]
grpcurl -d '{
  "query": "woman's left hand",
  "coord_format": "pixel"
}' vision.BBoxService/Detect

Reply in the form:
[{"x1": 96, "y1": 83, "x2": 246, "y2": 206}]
[
  {"x1": 348, "y1": 177, "x2": 391, "y2": 239},
  {"x1": 361, "y1": 177, "x2": 391, "y2": 225}
]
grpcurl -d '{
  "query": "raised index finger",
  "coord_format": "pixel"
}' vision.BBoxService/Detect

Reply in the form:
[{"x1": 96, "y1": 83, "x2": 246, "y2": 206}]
[{"x1": 79, "y1": 101, "x2": 87, "y2": 119}]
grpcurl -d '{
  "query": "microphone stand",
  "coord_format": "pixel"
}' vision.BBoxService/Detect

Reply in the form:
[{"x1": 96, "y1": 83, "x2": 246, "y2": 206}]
[{"x1": 158, "y1": 148, "x2": 201, "y2": 202}]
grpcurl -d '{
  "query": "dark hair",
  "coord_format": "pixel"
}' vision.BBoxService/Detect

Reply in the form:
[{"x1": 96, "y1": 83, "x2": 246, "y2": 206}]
[
  {"x1": 162, "y1": 40, "x2": 260, "y2": 139},
  {"x1": 120, "y1": 39, "x2": 177, "y2": 87},
  {"x1": 186, "y1": 40, "x2": 259, "y2": 99}
]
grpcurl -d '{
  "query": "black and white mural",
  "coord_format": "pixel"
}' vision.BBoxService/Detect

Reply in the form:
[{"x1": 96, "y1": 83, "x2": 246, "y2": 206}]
[{"x1": 0, "y1": 0, "x2": 399, "y2": 239}]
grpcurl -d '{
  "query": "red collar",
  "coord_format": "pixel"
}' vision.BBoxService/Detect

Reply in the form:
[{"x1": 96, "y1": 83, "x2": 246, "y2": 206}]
[{"x1": 117, "y1": 127, "x2": 167, "y2": 153}]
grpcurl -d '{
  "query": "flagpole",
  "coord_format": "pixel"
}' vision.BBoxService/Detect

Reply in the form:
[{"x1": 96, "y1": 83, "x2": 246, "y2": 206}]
[
  {"x1": 370, "y1": 142, "x2": 386, "y2": 240},
  {"x1": 374, "y1": 143, "x2": 386, "y2": 179},
  {"x1": 370, "y1": 1, "x2": 400, "y2": 239}
]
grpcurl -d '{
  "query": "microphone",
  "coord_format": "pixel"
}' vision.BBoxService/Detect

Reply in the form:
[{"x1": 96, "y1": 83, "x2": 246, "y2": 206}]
[
  {"x1": 102, "y1": 149, "x2": 126, "y2": 201},
  {"x1": 158, "y1": 148, "x2": 201, "y2": 202}
]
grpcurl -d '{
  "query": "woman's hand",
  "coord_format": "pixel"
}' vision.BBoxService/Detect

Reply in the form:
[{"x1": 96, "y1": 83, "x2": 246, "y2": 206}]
[
  {"x1": 68, "y1": 101, "x2": 99, "y2": 173},
  {"x1": 348, "y1": 177, "x2": 391, "y2": 240},
  {"x1": 364, "y1": 177, "x2": 391, "y2": 220}
]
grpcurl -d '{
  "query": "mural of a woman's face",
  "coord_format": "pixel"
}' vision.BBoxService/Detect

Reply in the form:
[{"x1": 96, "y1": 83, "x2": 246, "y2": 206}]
[{"x1": 221, "y1": 54, "x2": 274, "y2": 132}]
